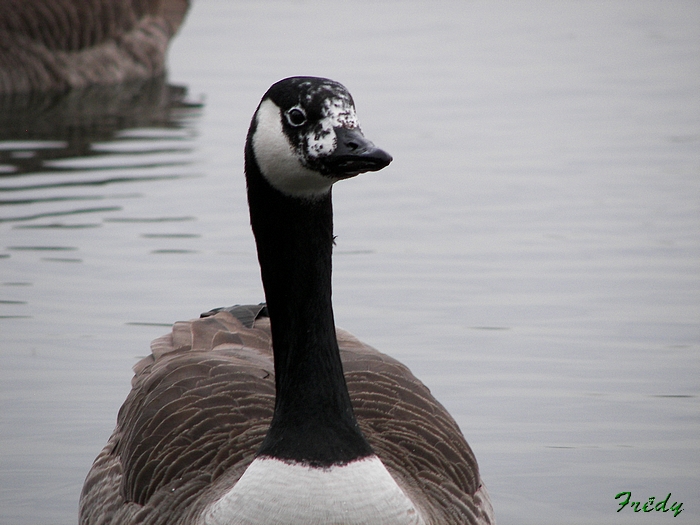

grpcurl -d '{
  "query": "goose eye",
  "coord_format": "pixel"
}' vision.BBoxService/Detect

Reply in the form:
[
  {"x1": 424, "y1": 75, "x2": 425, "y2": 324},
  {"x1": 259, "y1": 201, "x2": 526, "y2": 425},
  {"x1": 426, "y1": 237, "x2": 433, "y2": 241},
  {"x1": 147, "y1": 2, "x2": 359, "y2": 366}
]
[{"x1": 285, "y1": 107, "x2": 307, "y2": 127}]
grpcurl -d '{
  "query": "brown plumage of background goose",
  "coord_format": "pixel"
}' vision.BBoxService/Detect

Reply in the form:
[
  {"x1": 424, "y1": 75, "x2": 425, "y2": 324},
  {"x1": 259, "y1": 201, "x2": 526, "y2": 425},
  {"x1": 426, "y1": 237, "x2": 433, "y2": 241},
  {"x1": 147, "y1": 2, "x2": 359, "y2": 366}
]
[
  {"x1": 79, "y1": 76, "x2": 495, "y2": 524},
  {"x1": 0, "y1": 0, "x2": 189, "y2": 93}
]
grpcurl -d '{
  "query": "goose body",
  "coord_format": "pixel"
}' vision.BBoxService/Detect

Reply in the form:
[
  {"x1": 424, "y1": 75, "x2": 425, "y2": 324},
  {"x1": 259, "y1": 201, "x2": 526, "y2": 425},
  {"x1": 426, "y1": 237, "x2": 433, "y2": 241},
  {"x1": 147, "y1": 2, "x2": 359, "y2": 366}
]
[
  {"x1": 0, "y1": 0, "x2": 189, "y2": 93},
  {"x1": 80, "y1": 77, "x2": 495, "y2": 524}
]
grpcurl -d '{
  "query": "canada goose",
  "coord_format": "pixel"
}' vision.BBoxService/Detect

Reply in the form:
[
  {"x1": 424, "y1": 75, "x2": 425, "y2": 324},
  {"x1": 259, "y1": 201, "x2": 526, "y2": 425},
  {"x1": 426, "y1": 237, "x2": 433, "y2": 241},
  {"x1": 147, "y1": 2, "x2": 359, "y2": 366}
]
[
  {"x1": 79, "y1": 77, "x2": 495, "y2": 524},
  {"x1": 0, "y1": 0, "x2": 189, "y2": 93}
]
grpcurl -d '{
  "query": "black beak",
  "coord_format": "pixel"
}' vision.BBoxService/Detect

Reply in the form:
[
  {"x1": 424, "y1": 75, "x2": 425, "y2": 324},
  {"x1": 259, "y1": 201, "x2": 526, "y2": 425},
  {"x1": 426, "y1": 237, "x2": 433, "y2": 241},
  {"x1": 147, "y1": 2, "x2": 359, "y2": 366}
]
[{"x1": 322, "y1": 127, "x2": 392, "y2": 178}]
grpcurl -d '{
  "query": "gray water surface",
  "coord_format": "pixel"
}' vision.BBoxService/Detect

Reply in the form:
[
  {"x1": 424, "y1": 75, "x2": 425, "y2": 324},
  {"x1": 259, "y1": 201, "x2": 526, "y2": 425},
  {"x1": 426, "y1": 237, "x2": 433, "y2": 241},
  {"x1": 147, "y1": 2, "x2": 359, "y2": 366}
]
[{"x1": 1, "y1": 1, "x2": 699, "y2": 524}]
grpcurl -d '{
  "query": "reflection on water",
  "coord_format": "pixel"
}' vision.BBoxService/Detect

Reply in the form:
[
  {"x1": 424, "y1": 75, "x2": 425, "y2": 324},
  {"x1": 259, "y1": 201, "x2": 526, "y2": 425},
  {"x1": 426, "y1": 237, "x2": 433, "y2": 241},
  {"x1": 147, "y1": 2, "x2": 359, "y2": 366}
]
[
  {"x1": 0, "y1": 77, "x2": 203, "y2": 317},
  {"x1": 0, "y1": 79, "x2": 205, "y2": 524},
  {"x1": 0, "y1": 78, "x2": 201, "y2": 229},
  {"x1": 0, "y1": 77, "x2": 195, "y2": 141}
]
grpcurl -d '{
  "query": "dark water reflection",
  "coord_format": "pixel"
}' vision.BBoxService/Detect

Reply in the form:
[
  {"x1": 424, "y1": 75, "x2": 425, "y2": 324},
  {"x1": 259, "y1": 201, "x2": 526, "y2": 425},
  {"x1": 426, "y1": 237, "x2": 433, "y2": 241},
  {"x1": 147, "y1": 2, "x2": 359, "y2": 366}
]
[
  {"x1": 0, "y1": 80, "x2": 206, "y2": 523},
  {"x1": 0, "y1": 77, "x2": 195, "y2": 142},
  {"x1": 0, "y1": 78, "x2": 202, "y2": 248},
  {"x1": 0, "y1": 79, "x2": 202, "y2": 228}
]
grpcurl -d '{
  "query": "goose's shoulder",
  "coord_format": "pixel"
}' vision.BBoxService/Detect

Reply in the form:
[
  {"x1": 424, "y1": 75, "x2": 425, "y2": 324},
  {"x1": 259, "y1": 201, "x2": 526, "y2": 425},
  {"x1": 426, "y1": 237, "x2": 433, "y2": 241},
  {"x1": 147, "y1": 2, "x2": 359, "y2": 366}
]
[
  {"x1": 80, "y1": 311, "x2": 276, "y2": 523},
  {"x1": 336, "y1": 329, "x2": 493, "y2": 524},
  {"x1": 140, "y1": 307, "x2": 274, "y2": 376}
]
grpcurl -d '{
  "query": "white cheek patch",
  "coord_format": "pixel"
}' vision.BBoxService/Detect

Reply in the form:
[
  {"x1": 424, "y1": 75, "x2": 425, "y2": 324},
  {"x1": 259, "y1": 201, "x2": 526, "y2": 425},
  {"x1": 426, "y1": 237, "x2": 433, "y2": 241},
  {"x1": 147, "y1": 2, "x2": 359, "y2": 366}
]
[
  {"x1": 306, "y1": 98, "x2": 360, "y2": 159},
  {"x1": 252, "y1": 99, "x2": 334, "y2": 197}
]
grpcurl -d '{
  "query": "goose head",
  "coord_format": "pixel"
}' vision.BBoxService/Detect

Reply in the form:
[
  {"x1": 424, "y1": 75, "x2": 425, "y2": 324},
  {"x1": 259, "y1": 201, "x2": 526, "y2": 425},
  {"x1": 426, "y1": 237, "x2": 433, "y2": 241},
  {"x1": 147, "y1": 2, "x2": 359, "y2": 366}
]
[{"x1": 246, "y1": 76, "x2": 392, "y2": 198}]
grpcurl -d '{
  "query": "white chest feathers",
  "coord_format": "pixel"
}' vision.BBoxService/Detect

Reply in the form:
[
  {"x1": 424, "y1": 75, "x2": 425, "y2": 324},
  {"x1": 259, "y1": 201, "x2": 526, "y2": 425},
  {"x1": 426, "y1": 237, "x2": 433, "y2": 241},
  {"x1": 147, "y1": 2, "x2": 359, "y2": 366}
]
[{"x1": 201, "y1": 456, "x2": 426, "y2": 525}]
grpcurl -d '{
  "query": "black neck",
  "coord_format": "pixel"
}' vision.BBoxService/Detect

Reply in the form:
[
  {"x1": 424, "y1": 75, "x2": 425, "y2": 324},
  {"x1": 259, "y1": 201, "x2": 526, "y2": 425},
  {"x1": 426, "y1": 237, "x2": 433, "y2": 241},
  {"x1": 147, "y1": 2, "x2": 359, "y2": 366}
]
[{"x1": 245, "y1": 141, "x2": 373, "y2": 466}]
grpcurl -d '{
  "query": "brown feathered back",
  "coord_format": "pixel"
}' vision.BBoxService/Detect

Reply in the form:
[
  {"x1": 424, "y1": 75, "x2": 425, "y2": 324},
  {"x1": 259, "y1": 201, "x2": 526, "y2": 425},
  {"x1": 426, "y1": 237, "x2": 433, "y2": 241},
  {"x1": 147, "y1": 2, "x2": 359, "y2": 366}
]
[
  {"x1": 79, "y1": 309, "x2": 494, "y2": 524},
  {"x1": 0, "y1": 0, "x2": 190, "y2": 93}
]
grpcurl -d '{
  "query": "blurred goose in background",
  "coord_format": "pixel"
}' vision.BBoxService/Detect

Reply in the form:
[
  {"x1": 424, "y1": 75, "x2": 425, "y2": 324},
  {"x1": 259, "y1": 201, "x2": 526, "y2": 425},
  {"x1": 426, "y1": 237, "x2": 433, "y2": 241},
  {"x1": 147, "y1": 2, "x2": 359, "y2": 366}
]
[
  {"x1": 0, "y1": 0, "x2": 189, "y2": 93},
  {"x1": 79, "y1": 77, "x2": 495, "y2": 524}
]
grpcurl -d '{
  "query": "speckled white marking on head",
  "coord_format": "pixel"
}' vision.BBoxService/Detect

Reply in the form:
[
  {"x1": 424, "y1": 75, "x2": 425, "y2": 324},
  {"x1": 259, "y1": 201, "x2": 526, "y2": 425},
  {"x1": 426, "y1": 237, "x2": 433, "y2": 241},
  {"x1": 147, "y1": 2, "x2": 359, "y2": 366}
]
[
  {"x1": 201, "y1": 456, "x2": 426, "y2": 525},
  {"x1": 252, "y1": 99, "x2": 335, "y2": 197},
  {"x1": 305, "y1": 96, "x2": 360, "y2": 159}
]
